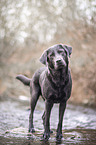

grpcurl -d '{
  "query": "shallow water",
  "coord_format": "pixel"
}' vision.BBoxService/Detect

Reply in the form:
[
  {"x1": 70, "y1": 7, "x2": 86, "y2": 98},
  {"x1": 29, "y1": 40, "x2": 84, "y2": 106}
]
[{"x1": 0, "y1": 96, "x2": 96, "y2": 145}]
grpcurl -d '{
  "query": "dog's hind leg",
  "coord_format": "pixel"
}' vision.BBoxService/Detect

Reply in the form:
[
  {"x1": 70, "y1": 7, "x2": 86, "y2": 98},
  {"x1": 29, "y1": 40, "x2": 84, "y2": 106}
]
[
  {"x1": 42, "y1": 111, "x2": 45, "y2": 125},
  {"x1": 42, "y1": 111, "x2": 53, "y2": 134},
  {"x1": 29, "y1": 82, "x2": 41, "y2": 133}
]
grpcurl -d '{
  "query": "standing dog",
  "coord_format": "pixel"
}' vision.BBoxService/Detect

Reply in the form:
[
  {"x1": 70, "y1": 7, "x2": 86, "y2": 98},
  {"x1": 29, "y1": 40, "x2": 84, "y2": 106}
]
[{"x1": 16, "y1": 44, "x2": 72, "y2": 140}]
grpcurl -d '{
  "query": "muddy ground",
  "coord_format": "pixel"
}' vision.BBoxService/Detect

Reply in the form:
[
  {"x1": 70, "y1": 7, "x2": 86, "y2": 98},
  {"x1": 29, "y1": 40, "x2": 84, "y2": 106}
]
[{"x1": 0, "y1": 95, "x2": 96, "y2": 145}]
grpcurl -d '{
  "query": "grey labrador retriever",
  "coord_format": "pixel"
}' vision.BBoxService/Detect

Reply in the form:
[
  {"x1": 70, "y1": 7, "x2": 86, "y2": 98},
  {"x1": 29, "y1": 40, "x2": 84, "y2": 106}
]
[{"x1": 16, "y1": 44, "x2": 72, "y2": 140}]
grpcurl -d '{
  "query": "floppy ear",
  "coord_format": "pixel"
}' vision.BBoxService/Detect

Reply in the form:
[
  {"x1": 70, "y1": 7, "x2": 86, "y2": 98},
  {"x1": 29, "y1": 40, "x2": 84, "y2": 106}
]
[
  {"x1": 39, "y1": 49, "x2": 48, "y2": 65},
  {"x1": 62, "y1": 44, "x2": 72, "y2": 57},
  {"x1": 64, "y1": 45, "x2": 72, "y2": 57}
]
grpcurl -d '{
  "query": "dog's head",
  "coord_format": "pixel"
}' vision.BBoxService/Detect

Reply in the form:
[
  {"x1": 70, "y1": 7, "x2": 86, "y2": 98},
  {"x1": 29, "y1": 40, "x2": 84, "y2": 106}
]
[{"x1": 40, "y1": 44, "x2": 72, "y2": 70}]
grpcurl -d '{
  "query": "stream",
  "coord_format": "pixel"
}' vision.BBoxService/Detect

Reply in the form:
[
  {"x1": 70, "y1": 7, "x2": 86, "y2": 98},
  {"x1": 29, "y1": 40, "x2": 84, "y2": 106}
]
[{"x1": 0, "y1": 96, "x2": 96, "y2": 145}]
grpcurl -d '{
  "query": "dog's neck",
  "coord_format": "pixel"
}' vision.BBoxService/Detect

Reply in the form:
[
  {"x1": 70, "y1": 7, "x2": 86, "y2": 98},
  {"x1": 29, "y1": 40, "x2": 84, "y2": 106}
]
[{"x1": 48, "y1": 67, "x2": 68, "y2": 85}]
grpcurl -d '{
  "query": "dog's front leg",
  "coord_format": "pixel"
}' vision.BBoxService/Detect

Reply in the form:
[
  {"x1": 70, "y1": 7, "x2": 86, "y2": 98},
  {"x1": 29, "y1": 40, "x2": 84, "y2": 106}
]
[
  {"x1": 43, "y1": 100, "x2": 53, "y2": 140},
  {"x1": 56, "y1": 102, "x2": 66, "y2": 140}
]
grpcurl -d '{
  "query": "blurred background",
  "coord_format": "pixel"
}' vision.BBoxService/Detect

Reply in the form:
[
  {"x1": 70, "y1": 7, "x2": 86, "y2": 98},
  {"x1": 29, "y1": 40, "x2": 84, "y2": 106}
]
[{"x1": 0, "y1": 0, "x2": 96, "y2": 106}]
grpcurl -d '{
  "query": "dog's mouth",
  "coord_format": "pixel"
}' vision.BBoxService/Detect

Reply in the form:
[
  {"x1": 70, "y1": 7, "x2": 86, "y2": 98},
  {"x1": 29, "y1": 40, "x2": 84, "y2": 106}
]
[{"x1": 57, "y1": 64, "x2": 65, "y2": 70}]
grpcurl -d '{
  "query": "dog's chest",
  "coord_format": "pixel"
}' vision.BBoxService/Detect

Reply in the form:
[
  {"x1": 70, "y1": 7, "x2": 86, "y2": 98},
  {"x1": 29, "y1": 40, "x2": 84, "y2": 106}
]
[
  {"x1": 43, "y1": 80, "x2": 67, "y2": 103},
  {"x1": 54, "y1": 85, "x2": 66, "y2": 102},
  {"x1": 40, "y1": 70, "x2": 70, "y2": 103}
]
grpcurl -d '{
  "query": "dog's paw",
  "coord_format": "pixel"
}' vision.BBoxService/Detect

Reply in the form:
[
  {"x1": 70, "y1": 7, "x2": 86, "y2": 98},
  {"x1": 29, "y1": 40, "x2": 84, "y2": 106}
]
[
  {"x1": 56, "y1": 133, "x2": 63, "y2": 141},
  {"x1": 29, "y1": 128, "x2": 35, "y2": 133},
  {"x1": 43, "y1": 132, "x2": 50, "y2": 141}
]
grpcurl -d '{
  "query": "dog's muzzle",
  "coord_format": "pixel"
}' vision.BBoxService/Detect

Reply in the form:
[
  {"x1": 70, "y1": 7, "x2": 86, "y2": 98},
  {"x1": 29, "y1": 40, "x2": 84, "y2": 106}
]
[{"x1": 54, "y1": 56, "x2": 66, "y2": 69}]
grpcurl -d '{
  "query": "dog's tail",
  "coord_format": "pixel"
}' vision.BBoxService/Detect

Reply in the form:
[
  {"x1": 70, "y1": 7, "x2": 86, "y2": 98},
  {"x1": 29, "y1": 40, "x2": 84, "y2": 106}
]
[{"x1": 16, "y1": 75, "x2": 31, "y2": 86}]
